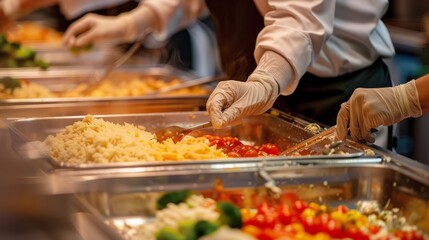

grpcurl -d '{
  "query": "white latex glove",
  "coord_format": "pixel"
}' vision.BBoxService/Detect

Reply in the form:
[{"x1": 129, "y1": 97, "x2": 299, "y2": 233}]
[
  {"x1": 206, "y1": 70, "x2": 280, "y2": 129},
  {"x1": 63, "y1": 13, "x2": 140, "y2": 47},
  {"x1": 336, "y1": 80, "x2": 422, "y2": 142}
]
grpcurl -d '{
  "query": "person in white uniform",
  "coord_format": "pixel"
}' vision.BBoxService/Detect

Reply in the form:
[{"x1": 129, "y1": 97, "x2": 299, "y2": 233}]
[
  {"x1": 0, "y1": 0, "x2": 218, "y2": 76},
  {"x1": 61, "y1": 0, "x2": 395, "y2": 130}
]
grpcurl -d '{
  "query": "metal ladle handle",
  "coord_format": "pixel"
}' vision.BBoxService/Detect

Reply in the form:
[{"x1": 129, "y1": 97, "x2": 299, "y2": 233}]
[{"x1": 187, "y1": 121, "x2": 212, "y2": 131}]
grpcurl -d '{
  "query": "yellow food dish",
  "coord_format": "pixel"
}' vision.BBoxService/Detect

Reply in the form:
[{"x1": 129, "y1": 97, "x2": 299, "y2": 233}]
[
  {"x1": 0, "y1": 74, "x2": 209, "y2": 99},
  {"x1": 63, "y1": 73, "x2": 209, "y2": 97},
  {"x1": 43, "y1": 115, "x2": 227, "y2": 164},
  {"x1": 6, "y1": 22, "x2": 63, "y2": 44},
  {"x1": 0, "y1": 79, "x2": 55, "y2": 99}
]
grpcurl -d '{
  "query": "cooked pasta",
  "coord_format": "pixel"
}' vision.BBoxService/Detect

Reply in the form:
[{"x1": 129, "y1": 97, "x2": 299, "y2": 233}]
[
  {"x1": 0, "y1": 81, "x2": 55, "y2": 99},
  {"x1": 43, "y1": 115, "x2": 227, "y2": 164}
]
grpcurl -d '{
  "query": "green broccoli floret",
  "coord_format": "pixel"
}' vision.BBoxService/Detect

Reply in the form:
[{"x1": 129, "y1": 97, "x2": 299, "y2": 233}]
[
  {"x1": 156, "y1": 227, "x2": 185, "y2": 240},
  {"x1": 69, "y1": 44, "x2": 93, "y2": 54},
  {"x1": 157, "y1": 190, "x2": 192, "y2": 210},
  {"x1": 13, "y1": 47, "x2": 36, "y2": 60},
  {"x1": 217, "y1": 201, "x2": 242, "y2": 229},
  {"x1": 0, "y1": 77, "x2": 21, "y2": 93}
]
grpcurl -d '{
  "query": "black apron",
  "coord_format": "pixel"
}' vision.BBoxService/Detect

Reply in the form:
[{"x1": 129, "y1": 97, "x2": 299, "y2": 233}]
[{"x1": 205, "y1": 0, "x2": 392, "y2": 126}]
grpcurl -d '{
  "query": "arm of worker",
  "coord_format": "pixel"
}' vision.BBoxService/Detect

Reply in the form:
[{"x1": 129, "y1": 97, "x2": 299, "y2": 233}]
[
  {"x1": 62, "y1": 0, "x2": 207, "y2": 47},
  {"x1": 416, "y1": 74, "x2": 429, "y2": 113},
  {"x1": 206, "y1": 0, "x2": 336, "y2": 128},
  {"x1": 335, "y1": 75, "x2": 429, "y2": 142}
]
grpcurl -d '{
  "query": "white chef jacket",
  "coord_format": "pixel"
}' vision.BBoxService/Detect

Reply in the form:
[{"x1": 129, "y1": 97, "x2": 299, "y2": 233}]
[{"x1": 141, "y1": 0, "x2": 395, "y2": 95}]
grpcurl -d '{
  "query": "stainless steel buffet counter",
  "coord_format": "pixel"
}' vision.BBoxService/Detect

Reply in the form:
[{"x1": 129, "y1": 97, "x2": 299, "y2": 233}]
[
  {"x1": 0, "y1": 65, "x2": 212, "y2": 118},
  {"x1": 5, "y1": 111, "x2": 396, "y2": 190},
  {"x1": 7, "y1": 111, "x2": 380, "y2": 174},
  {"x1": 3, "y1": 110, "x2": 429, "y2": 239},
  {"x1": 73, "y1": 162, "x2": 429, "y2": 239}
]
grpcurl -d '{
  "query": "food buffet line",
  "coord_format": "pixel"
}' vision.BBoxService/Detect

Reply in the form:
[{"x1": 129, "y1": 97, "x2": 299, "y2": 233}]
[{"x1": 1, "y1": 24, "x2": 429, "y2": 240}]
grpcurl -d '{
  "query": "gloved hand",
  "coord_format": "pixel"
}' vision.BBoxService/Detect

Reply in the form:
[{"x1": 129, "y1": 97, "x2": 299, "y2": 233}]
[
  {"x1": 63, "y1": 13, "x2": 140, "y2": 47},
  {"x1": 336, "y1": 80, "x2": 422, "y2": 142},
  {"x1": 206, "y1": 71, "x2": 280, "y2": 129}
]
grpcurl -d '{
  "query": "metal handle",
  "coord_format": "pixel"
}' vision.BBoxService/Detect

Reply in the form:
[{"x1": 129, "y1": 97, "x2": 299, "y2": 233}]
[
  {"x1": 145, "y1": 74, "x2": 227, "y2": 96},
  {"x1": 187, "y1": 121, "x2": 212, "y2": 131}
]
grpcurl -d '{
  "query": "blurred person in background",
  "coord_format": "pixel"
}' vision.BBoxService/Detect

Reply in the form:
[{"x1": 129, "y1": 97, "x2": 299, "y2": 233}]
[
  {"x1": 336, "y1": 74, "x2": 429, "y2": 143},
  {"x1": 0, "y1": 0, "x2": 218, "y2": 76},
  {"x1": 63, "y1": 0, "x2": 395, "y2": 130}
]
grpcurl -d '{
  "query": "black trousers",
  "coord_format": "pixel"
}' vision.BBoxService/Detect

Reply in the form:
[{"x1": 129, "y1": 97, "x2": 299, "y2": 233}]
[{"x1": 274, "y1": 58, "x2": 392, "y2": 126}]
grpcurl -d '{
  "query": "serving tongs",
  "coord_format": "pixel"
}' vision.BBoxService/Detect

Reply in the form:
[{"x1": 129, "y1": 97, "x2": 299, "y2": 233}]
[
  {"x1": 281, "y1": 125, "x2": 364, "y2": 159},
  {"x1": 144, "y1": 73, "x2": 227, "y2": 96},
  {"x1": 258, "y1": 167, "x2": 282, "y2": 199},
  {"x1": 81, "y1": 33, "x2": 149, "y2": 95},
  {"x1": 155, "y1": 121, "x2": 212, "y2": 143}
]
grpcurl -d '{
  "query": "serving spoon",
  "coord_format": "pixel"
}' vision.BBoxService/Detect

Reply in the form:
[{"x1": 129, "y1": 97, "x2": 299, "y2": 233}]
[
  {"x1": 155, "y1": 121, "x2": 212, "y2": 143},
  {"x1": 80, "y1": 32, "x2": 150, "y2": 95}
]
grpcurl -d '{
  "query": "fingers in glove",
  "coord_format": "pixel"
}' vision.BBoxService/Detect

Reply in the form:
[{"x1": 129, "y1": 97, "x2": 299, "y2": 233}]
[
  {"x1": 220, "y1": 105, "x2": 243, "y2": 127},
  {"x1": 207, "y1": 82, "x2": 236, "y2": 128},
  {"x1": 336, "y1": 102, "x2": 351, "y2": 140},
  {"x1": 207, "y1": 97, "x2": 225, "y2": 129},
  {"x1": 63, "y1": 14, "x2": 97, "y2": 47},
  {"x1": 349, "y1": 105, "x2": 364, "y2": 142},
  {"x1": 74, "y1": 29, "x2": 100, "y2": 47}
]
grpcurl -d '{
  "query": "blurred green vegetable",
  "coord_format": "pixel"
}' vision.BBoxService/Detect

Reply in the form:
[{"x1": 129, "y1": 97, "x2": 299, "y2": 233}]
[
  {"x1": 194, "y1": 220, "x2": 220, "y2": 238},
  {"x1": 13, "y1": 47, "x2": 36, "y2": 60},
  {"x1": 156, "y1": 228, "x2": 185, "y2": 240},
  {"x1": 0, "y1": 34, "x2": 7, "y2": 45},
  {"x1": 157, "y1": 190, "x2": 192, "y2": 210},
  {"x1": 35, "y1": 59, "x2": 49, "y2": 70},
  {"x1": 217, "y1": 201, "x2": 242, "y2": 229},
  {"x1": 5, "y1": 58, "x2": 17, "y2": 68},
  {"x1": 69, "y1": 44, "x2": 93, "y2": 54},
  {"x1": 0, "y1": 33, "x2": 49, "y2": 69},
  {"x1": 157, "y1": 220, "x2": 220, "y2": 240},
  {"x1": 178, "y1": 221, "x2": 197, "y2": 240},
  {"x1": 0, "y1": 77, "x2": 21, "y2": 93}
]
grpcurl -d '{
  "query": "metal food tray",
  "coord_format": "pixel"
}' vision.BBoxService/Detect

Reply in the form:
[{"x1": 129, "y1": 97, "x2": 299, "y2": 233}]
[
  {"x1": 34, "y1": 45, "x2": 122, "y2": 67},
  {"x1": 0, "y1": 65, "x2": 211, "y2": 118},
  {"x1": 281, "y1": 126, "x2": 376, "y2": 158},
  {"x1": 7, "y1": 111, "x2": 319, "y2": 172},
  {"x1": 1, "y1": 42, "x2": 122, "y2": 67},
  {"x1": 72, "y1": 162, "x2": 429, "y2": 240}
]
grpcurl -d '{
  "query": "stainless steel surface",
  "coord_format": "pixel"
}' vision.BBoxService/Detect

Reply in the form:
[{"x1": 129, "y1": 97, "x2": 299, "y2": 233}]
[
  {"x1": 33, "y1": 45, "x2": 122, "y2": 67},
  {"x1": 281, "y1": 125, "x2": 372, "y2": 157},
  {"x1": 155, "y1": 121, "x2": 212, "y2": 142},
  {"x1": 73, "y1": 163, "x2": 429, "y2": 239},
  {"x1": 7, "y1": 111, "x2": 316, "y2": 171},
  {"x1": 0, "y1": 65, "x2": 210, "y2": 118}
]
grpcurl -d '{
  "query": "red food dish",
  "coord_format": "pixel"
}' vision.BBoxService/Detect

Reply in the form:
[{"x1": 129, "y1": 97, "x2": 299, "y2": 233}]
[{"x1": 203, "y1": 135, "x2": 280, "y2": 157}]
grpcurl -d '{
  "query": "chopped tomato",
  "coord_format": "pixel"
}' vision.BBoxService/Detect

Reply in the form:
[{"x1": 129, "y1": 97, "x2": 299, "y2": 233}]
[
  {"x1": 202, "y1": 135, "x2": 280, "y2": 157},
  {"x1": 293, "y1": 200, "x2": 308, "y2": 213},
  {"x1": 227, "y1": 151, "x2": 241, "y2": 158},
  {"x1": 259, "y1": 143, "x2": 280, "y2": 155},
  {"x1": 334, "y1": 205, "x2": 349, "y2": 214},
  {"x1": 244, "y1": 148, "x2": 259, "y2": 157}
]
